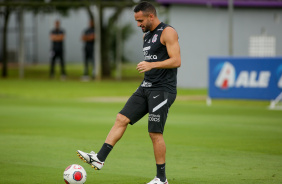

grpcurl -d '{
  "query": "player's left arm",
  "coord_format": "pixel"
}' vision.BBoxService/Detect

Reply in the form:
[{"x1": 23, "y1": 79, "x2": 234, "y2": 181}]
[{"x1": 137, "y1": 27, "x2": 181, "y2": 73}]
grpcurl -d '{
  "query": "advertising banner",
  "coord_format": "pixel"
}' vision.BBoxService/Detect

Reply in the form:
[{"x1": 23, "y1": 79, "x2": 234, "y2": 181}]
[{"x1": 208, "y1": 57, "x2": 282, "y2": 100}]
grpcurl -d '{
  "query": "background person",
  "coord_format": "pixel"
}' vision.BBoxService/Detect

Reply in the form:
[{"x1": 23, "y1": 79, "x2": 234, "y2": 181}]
[
  {"x1": 49, "y1": 20, "x2": 66, "y2": 79},
  {"x1": 81, "y1": 19, "x2": 95, "y2": 80}
]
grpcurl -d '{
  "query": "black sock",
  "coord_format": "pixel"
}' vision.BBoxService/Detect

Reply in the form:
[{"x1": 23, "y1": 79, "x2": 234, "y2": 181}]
[
  {"x1": 156, "y1": 163, "x2": 166, "y2": 182},
  {"x1": 97, "y1": 143, "x2": 113, "y2": 162}
]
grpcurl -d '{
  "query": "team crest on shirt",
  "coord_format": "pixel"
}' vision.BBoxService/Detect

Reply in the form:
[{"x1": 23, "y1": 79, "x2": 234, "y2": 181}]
[{"x1": 152, "y1": 34, "x2": 158, "y2": 43}]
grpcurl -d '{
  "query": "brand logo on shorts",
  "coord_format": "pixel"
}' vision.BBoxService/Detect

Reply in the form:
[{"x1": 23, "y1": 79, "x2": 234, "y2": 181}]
[
  {"x1": 149, "y1": 114, "x2": 160, "y2": 122},
  {"x1": 153, "y1": 95, "x2": 160, "y2": 99}
]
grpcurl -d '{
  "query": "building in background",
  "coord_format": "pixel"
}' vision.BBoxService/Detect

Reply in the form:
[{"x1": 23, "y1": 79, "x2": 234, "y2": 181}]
[
  {"x1": 1, "y1": 1, "x2": 282, "y2": 88},
  {"x1": 157, "y1": 0, "x2": 282, "y2": 88}
]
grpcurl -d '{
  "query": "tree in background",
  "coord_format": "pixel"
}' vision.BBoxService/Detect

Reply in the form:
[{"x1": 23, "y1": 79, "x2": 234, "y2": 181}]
[
  {"x1": 1, "y1": 0, "x2": 11, "y2": 78},
  {"x1": 0, "y1": 0, "x2": 153, "y2": 78}
]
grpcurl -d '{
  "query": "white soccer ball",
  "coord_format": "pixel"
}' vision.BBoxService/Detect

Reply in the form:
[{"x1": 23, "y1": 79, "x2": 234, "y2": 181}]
[{"x1": 63, "y1": 164, "x2": 87, "y2": 184}]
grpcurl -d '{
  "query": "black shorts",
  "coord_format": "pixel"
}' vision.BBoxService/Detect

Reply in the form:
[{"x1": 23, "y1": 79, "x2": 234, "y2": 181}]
[{"x1": 119, "y1": 87, "x2": 176, "y2": 134}]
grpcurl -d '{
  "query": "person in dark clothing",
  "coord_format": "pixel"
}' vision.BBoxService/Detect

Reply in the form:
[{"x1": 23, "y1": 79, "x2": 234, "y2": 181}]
[
  {"x1": 77, "y1": 2, "x2": 181, "y2": 184},
  {"x1": 49, "y1": 20, "x2": 66, "y2": 79},
  {"x1": 81, "y1": 20, "x2": 95, "y2": 80}
]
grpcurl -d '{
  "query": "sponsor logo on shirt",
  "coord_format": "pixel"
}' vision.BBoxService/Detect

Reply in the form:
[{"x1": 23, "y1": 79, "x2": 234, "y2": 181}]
[
  {"x1": 143, "y1": 46, "x2": 157, "y2": 60},
  {"x1": 141, "y1": 81, "x2": 152, "y2": 87}
]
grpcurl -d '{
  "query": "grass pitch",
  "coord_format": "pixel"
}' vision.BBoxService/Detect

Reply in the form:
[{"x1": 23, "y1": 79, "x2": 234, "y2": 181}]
[{"x1": 0, "y1": 78, "x2": 282, "y2": 184}]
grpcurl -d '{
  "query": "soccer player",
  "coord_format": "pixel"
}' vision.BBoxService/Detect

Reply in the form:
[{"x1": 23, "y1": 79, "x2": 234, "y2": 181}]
[
  {"x1": 49, "y1": 20, "x2": 66, "y2": 79},
  {"x1": 77, "y1": 1, "x2": 181, "y2": 184}
]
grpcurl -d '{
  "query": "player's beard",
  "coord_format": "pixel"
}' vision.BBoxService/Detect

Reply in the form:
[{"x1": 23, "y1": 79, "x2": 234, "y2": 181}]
[{"x1": 142, "y1": 21, "x2": 152, "y2": 33}]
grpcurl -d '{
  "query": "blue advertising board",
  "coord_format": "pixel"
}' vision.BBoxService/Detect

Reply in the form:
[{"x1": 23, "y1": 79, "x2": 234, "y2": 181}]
[{"x1": 208, "y1": 57, "x2": 282, "y2": 100}]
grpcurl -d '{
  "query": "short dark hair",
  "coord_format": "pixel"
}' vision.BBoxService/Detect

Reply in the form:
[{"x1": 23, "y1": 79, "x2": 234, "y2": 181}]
[{"x1": 134, "y1": 1, "x2": 157, "y2": 17}]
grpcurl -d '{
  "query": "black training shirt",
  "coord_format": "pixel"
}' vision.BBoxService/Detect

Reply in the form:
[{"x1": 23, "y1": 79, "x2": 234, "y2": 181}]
[
  {"x1": 50, "y1": 28, "x2": 64, "y2": 51},
  {"x1": 83, "y1": 27, "x2": 95, "y2": 51},
  {"x1": 140, "y1": 22, "x2": 178, "y2": 94}
]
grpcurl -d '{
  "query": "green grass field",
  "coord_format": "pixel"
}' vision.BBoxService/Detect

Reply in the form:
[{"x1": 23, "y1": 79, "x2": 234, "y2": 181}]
[{"x1": 0, "y1": 65, "x2": 282, "y2": 183}]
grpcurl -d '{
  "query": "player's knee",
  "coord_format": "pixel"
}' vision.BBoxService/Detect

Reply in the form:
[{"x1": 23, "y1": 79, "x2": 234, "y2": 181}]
[
  {"x1": 115, "y1": 113, "x2": 130, "y2": 127},
  {"x1": 149, "y1": 132, "x2": 163, "y2": 142}
]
